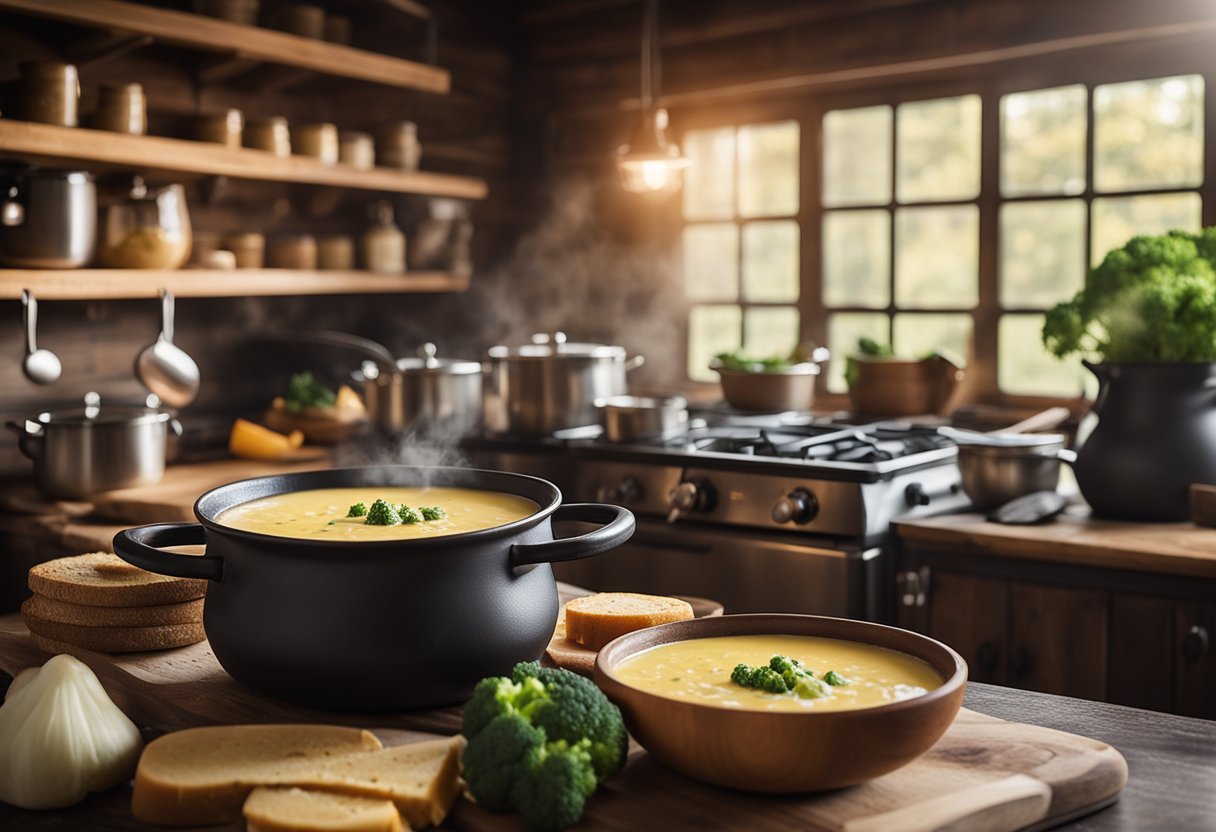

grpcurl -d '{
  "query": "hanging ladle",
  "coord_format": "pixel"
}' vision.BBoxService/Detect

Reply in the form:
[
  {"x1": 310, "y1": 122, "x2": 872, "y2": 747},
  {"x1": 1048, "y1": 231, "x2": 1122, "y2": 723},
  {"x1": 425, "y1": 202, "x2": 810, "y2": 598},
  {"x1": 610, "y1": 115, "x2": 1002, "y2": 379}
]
[
  {"x1": 21, "y1": 289, "x2": 61, "y2": 385},
  {"x1": 135, "y1": 289, "x2": 200, "y2": 408}
]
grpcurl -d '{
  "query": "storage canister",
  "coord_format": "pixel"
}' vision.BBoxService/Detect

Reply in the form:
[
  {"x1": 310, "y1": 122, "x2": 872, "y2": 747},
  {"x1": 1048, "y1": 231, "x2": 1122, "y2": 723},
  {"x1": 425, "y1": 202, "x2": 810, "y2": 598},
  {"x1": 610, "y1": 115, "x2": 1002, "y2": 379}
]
[
  {"x1": 295, "y1": 123, "x2": 339, "y2": 164},
  {"x1": 93, "y1": 83, "x2": 146, "y2": 135},
  {"x1": 376, "y1": 121, "x2": 421, "y2": 171},
  {"x1": 245, "y1": 117, "x2": 291, "y2": 158},
  {"x1": 196, "y1": 109, "x2": 244, "y2": 147},
  {"x1": 15, "y1": 62, "x2": 79, "y2": 127}
]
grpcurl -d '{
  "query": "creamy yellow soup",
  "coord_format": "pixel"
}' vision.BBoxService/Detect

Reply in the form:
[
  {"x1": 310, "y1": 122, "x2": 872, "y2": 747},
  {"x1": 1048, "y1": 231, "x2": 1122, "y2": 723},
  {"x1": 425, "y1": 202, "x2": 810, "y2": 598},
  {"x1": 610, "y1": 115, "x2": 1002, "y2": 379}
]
[
  {"x1": 217, "y1": 487, "x2": 539, "y2": 541},
  {"x1": 613, "y1": 634, "x2": 943, "y2": 712}
]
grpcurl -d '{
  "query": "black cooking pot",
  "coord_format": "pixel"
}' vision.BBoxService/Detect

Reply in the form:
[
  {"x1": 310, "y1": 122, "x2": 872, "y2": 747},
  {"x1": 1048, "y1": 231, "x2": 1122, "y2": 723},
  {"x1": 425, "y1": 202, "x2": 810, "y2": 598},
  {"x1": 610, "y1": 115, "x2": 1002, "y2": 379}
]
[{"x1": 112, "y1": 466, "x2": 634, "y2": 712}]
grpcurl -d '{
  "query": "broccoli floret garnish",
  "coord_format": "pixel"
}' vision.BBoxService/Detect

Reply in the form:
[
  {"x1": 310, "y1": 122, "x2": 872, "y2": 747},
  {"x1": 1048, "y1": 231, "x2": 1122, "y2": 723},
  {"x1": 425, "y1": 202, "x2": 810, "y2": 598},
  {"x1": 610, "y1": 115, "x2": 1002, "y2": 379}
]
[
  {"x1": 732, "y1": 655, "x2": 843, "y2": 700},
  {"x1": 461, "y1": 662, "x2": 627, "y2": 830},
  {"x1": 823, "y1": 670, "x2": 850, "y2": 686},
  {"x1": 397, "y1": 505, "x2": 422, "y2": 524},
  {"x1": 793, "y1": 675, "x2": 830, "y2": 699},
  {"x1": 420, "y1": 506, "x2": 446, "y2": 521},
  {"x1": 346, "y1": 502, "x2": 367, "y2": 518},
  {"x1": 730, "y1": 663, "x2": 788, "y2": 694},
  {"x1": 363, "y1": 498, "x2": 400, "y2": 526}
]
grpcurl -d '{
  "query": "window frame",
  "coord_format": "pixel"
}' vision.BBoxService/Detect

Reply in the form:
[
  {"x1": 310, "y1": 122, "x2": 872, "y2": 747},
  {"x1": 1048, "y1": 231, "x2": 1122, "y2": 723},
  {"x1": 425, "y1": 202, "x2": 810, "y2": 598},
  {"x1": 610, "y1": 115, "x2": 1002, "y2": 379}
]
[{"x1": 669, "y1": 40, "x2": 1216, "y2": 411}]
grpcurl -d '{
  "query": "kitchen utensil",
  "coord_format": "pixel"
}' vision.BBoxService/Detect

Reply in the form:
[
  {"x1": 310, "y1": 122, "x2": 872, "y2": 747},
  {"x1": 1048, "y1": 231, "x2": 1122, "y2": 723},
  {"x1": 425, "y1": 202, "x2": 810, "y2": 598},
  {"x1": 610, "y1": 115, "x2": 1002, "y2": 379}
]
[
  {"x1": 20, "y1": 290, "x2": 61, "y2": 386},
  {"x1": 849, "y1": 353, "x2": 963, "y2": 417},
  {"x1": 195, "y1": 109, "x2": 243, "y2": 147},
  {"x1": 0, "y1": 169, "x2": 96, "y2": 268},
  {"x1": 112, "y1": 465, "x2": 635, "y2": 711},
  {"x1": 987, "y1": 490, "x2": 1069, "y2": 525},
  {"x1": 294, "y1": 123, "x2": 339, "y2": 164},
  {"x1": 711, "y1": 349, "x2": 829, "y2": 412},
  {"x1": 8, "y1": 395, "x2": 181, "y2": 499},
  {"x1": 135, "y1": 290, "x2": 201, "y2": 409},
  {"x1": 955, "y1": 433, "x2": 1076, "y2": 510},
  {"x1": 244, "y1": 117, "x2": 291, "y2": 158},
  {"x1": 97, "y1": 179, "x2": 192, "y2": 270},
  {"x1": 339, "y1": 131, "x2": 375, "y2": 169},
  {"x1": 1000, "y1": 406, "x2": 1071, "y2": 435},
  {"x1": 357, "y1": 342, "x2": 483, "y2": 435},
  {"x1": 595, "y1": 614, "x2": 966, "y2": 792},
  {"x1": 14, "y1": 61, "x2": 78, "y2": 126},
  {"x1": 595, "y1": 395, "x2": 688, "y2": 442},
  {"x1": 92, "y1": 83, "x2": 146, "y2": 135},
  {"x1": 485, "y1": 332, "x2": 645, "y2": 435}
]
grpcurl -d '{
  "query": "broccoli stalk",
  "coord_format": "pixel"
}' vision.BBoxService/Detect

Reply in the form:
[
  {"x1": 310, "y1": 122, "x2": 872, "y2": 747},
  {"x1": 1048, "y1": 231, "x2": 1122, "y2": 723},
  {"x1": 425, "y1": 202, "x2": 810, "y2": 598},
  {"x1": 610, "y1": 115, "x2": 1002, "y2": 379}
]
[{"x1": 461, "y1": 662, "x2": 627, "y2": 831}]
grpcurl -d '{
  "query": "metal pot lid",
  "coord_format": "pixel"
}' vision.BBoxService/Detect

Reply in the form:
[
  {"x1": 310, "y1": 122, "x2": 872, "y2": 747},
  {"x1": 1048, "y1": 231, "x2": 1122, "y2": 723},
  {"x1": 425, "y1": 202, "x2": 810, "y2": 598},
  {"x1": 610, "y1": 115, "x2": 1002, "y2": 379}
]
[
  {"x1": 595, "y1": 395, "x2": 688, "y2": 412},
  {"x1": 30, "y1": 393, "x2": 171, "y2": 428},
  {"x1": 488, "y1": 331, "x2": 627, "y2": 361},
  {"x1": 395, "y1": 342, "x2": 482, "y2": 375},
  {"x1": 944, "y1": 427, "x2": 1066, "y2": 449}
]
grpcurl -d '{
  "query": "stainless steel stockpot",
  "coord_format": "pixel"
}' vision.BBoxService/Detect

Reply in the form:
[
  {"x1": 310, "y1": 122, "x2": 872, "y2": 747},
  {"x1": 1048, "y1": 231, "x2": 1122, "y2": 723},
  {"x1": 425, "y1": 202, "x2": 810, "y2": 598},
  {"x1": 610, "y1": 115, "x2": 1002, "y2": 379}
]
[
  {"x1": 359, "y1": 343, "x2": 483, "y2": 435},
  {"x1": 485, "y1": 333, "x2": 645, "y2": 435},
  {"x1": 595, "y1": 395, "x2": 688, "y2": 442},
  {"x1": 7, "y1": 403, "x2": 181, "y2": 499},
  {"x1": 0, "y1": 169, "x2": 96, "y2": 268}
]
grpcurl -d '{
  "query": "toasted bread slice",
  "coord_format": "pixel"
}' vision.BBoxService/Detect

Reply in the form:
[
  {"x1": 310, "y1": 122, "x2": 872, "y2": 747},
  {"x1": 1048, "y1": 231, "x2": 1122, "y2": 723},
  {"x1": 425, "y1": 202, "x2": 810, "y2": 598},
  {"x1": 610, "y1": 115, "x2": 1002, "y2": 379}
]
[
  {"x1": 244, "y1": 787, "x2": 404, "y2": 832},
  {"x1": 22, "y1": 594, "x2": 203, "y2": 628},
  {"x1": 133, "y1": 726, "x2": 462, "y2": 829},
  {"x1": 565, "y1": 592, "x2": 695, "y2": 650},
  {"x1": 28, "y1": 552, "x2": 207, "y2": 608},
  {"x1": 23, "y1": 611, "x2": 205, "y2": 653}
]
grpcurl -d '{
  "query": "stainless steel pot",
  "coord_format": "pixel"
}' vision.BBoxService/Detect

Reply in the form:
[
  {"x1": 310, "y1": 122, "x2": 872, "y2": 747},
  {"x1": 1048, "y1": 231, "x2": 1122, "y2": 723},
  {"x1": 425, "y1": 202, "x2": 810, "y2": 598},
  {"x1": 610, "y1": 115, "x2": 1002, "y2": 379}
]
[
  {"x1": 0, "y1": 169, "x2": 96, "y2": 268},
  {"x1": 359, "y1": 343, "x2": 483, "y2": 435},
  {"x1": 955, "y1": 433, "x2": 1077, "y2": 510},
  {"x1": 595, "y1": 395, "x2": 688, "y2": 442},
  {"x1": 7, "y1": 398, "x2": 181, "y2": 499},
  {"x1": 486, "y1": 332, "x2": 645, "y2": 435}
]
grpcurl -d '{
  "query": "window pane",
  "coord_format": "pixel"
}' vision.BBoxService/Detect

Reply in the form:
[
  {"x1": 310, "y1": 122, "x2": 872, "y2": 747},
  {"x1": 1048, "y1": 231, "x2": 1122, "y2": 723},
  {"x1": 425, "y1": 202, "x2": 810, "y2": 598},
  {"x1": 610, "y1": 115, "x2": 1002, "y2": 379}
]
[
  {"x1": 826, "y1": 312, "x2": 888, "y2": 393},
  {"x1": 894, "y1": 206, "x2": 979, "y2": 308},
  {"x1": 742, "y1": 221, "x2": 799, "y2": 302},
  {"x1": 1000, "y1": 200, "x2": 1086, "y2": 308},
  {"x1": 1094, "y1": 75, "x2": 1204, "y2": 193},
  {"x1": 893, "y1": 313, "x2": 973, "y2": 362},
  {"x1": 744, "y1": 307, "x2": 800, "y2": 359},
  {"x1": 896, "y1": 95, "x2": 981, "y2": 202},
  {"x1": 999, "y1": 314, "x2": 1085, "y2": 396},
  {"x1": 823, "y1": 210, "x2": 890, "y2": 308},
  {"x1": 688, "y1": 305, "x2": 742, "y2": 382},
  {"x1": 683, "y1": 223, "x2": 739, "y2": 301},
  {"x1": 738, "y1": 121, "x2": 799, "y2": 217},
  {"x1": 1091, "y1": 193, "x2": 1202, "y2": 265},
  {"x1": 1001, "y1": 85, "x2": 1086, "y2": 197},
  {"x1": 682, "y1": 127, "x2": 736, "y2": 220},
  {"x1": 823, "y1": 106, "x2": 892, "y2": 207}
]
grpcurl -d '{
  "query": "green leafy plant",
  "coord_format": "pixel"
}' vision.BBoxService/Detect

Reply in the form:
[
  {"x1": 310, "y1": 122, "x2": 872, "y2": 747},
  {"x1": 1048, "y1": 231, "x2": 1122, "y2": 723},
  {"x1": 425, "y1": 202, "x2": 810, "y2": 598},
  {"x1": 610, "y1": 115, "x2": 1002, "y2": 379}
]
[
  {"x1": 844, "y1": 337, "x2": 894, "y2": 387},
  {"x1": 283, "y1": 371, "x2": 337, "y2": 413},
  {"x1": 1042, "y1": 229, "x2": 1216, "y2": 363}
]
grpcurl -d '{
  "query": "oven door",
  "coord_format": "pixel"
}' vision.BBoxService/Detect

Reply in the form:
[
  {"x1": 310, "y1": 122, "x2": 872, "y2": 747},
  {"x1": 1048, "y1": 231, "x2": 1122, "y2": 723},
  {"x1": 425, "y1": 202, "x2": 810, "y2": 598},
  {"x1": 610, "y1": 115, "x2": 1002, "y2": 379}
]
[{"x1": 552, "y1": 517, "x2": 883, "y2": 619}]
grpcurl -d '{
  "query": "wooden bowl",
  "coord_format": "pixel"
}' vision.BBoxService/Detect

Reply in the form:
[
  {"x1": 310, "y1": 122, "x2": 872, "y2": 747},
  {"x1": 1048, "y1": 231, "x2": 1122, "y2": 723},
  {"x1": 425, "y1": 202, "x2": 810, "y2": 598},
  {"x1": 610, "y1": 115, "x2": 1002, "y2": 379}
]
[
  {"x1": 594, "y1": 614, "x2": 966, "y2": 793},
  {"x1": 263, "y1": 407, "x2": 366, "y2": 446}
]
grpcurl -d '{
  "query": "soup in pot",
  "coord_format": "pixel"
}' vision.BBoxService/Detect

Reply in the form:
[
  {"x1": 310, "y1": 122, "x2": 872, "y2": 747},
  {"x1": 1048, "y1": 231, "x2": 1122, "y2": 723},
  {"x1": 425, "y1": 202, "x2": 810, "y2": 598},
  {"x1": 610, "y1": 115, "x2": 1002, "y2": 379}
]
[
  {"x1": 613, "y1": 634, "x2": 943, "y2": 712},
  {"x1": 217, "y1": 487, "x2": 539, "y2": 541}
]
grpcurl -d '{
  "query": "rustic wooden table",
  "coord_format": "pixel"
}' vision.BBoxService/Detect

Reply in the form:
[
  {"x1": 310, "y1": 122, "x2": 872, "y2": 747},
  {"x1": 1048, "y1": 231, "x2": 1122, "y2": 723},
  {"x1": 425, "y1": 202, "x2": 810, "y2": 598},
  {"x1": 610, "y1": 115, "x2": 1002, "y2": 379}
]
[{"x1": 0, "y1": 675, "x2": 1210, "y2": 831}]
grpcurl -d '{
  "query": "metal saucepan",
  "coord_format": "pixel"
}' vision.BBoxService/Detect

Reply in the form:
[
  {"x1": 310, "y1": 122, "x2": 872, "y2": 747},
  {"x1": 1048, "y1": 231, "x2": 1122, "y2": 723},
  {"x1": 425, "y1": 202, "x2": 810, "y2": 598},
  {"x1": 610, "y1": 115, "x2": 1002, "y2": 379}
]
[
  {"x1": 0, "y1": 169, "x2": 96, "y2": 268},
  {"x1": 112, "y1": 465, "x2": 635, "y2": 711},
  {"x1": 595, "y1": 395, "x2": 688, "y2": 442},
  {"x1": 8, "y1": 394, "x2": 182, "y2": 499},
  {"x1": 953, "y1": 433, "x2": 1077, "y2": 510},
  {"x1": 485, "y1": 332, "x2": 645, "y2": 435},
  {"x1": 358, "y1": 342, "x2": 483, "y2": 435},
  {"x1": 711, "y1": 347, "x2": 830, "y2": 412}
]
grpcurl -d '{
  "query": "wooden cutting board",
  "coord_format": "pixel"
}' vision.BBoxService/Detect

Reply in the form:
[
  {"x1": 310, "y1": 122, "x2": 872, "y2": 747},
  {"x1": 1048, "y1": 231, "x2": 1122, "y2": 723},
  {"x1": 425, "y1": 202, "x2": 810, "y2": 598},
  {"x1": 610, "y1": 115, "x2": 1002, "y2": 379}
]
[{"x1": 0, "y1": 613, "x2": 1126, "y2": 832}]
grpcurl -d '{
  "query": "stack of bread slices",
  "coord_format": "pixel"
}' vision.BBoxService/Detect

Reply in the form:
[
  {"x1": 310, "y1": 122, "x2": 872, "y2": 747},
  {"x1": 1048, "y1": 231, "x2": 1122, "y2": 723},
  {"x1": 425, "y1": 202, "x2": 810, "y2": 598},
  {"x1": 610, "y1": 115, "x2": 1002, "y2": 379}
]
[{"x1": 22, "y1": 552, "x2": 206, "y2": 653}]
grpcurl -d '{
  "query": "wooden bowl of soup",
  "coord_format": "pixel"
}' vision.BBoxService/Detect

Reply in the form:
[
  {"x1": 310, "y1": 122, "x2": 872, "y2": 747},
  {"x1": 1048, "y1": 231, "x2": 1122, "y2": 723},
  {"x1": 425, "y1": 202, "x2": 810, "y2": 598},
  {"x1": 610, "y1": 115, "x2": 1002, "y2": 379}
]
[
  {"x1": 112, "y1": 466, "x2": 634, "y2": 711},
  {"x1": 594, "y1": 614, "x2": 966, "y2": 793}
]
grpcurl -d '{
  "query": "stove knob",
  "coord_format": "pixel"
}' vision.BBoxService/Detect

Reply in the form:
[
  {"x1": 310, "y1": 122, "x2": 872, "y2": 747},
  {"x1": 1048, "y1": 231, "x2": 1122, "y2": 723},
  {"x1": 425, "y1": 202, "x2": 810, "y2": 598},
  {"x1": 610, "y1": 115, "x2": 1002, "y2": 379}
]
[
  {"x1": 597, "y1": 478, "x2": 641, "y2": 504},
  {"x1": 772, "y1": 489, "x2": 818, "y2": 525},
  {"x1": 667, "y1": 480, "x2": 714, "y2": 522}
]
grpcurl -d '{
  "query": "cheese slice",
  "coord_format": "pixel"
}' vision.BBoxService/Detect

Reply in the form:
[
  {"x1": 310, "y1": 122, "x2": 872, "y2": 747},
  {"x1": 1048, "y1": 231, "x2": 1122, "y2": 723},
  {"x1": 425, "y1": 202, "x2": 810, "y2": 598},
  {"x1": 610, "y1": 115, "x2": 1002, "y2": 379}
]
[
  {"x1": 565, "y1": 592, "x2": 695, "y2": 650},
  {"x1": 244, "y1": 787, "x2": 404, "y2": 832}
]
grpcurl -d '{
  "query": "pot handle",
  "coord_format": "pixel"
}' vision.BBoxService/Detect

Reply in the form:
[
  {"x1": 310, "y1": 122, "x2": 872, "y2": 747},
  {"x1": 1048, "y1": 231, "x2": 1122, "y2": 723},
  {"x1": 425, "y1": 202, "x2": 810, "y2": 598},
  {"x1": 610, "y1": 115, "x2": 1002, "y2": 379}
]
[
  {"x1": 112, "y1": 523, "x2": 223, "y2": 582},
  {"x1": 510, "y1": 504, "x2": 635, "y2": 567},
  {"x1": 6, "y1": 420, "x2": 43, "y2": 460}
]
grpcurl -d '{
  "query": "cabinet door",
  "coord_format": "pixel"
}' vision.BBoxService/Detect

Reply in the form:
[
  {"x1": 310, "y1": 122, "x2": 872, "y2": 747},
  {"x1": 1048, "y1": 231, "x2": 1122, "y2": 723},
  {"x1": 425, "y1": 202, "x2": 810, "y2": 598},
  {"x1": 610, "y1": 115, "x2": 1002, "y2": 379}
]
[
  {"x1": 1108, "y1": 594, "x2": 1173, "y2": 712},
  {"x1": 1175, "y1": 601, "x2": 1216, "y2": 719},
  {"x1": 1009, "y1": 583, "x2": 1107, "y2": 699},
  {"x1": 926, "y1": 572, "x2": 1009, "y2": 686}
]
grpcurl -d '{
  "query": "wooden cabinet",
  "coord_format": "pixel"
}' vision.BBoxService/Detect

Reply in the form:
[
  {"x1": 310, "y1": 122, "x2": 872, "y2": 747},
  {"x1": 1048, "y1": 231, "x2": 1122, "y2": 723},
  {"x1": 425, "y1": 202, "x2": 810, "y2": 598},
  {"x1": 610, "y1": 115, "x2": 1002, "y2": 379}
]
[{"x1": 896, "y1": 542, "x2": 1216, "y2": 718}]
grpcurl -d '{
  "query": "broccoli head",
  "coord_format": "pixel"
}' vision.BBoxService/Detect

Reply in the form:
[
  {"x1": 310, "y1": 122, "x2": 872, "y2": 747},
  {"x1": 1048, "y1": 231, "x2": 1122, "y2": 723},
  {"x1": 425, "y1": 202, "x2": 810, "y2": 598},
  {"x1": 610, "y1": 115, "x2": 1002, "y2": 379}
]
[
  {"x1": 397, "y1": 505, "x2": 422, "y2": 524},
  {"x1": 420, "y1": 506, "x2": 446, "y2": 521},
  {"x1": 512, "y1": 740, "x2": 598, "y2": 832},
  {"x1": 364, "y1": 498, "x2": 400, "y2": 526},
  {"x1": 461, "y1": 714, "x2": 545, "y2": 811}
]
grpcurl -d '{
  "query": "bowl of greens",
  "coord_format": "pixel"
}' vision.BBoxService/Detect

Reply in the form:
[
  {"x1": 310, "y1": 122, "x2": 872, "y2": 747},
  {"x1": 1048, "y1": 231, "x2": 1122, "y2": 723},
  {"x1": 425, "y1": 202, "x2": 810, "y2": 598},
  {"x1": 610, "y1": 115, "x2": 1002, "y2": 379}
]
[{"x1": 710, "y1": 346, "x2": 829, "y2": 412}]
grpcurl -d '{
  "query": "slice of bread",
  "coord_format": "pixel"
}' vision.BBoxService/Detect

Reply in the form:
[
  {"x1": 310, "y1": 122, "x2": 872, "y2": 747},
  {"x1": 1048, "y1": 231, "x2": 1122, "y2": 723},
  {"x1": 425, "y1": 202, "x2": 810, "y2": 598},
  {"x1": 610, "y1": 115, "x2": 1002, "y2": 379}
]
[
  {"x1": 565, "y1": 592, "x2": 695, "y2": 650},
  {"x1": 244, "y1": 787, "x2": 404, "y2": 832},
  {"x1": 133, "y1": 726, "x2": 463, "y2": 829},
  {"x1": 23, "y1": 610, "x2": 206, "y2": 653},
  {"x1": 22, "y1": 594, "x2": 203, "y2": 628},
  {"x1": 28, "y1": 552, "x2": 207, "y2": 608}
]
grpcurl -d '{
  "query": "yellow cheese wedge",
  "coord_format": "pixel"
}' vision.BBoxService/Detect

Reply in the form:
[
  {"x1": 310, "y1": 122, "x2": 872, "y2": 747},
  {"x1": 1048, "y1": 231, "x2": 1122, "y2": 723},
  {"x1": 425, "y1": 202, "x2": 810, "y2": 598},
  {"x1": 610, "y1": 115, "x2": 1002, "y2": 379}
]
[{"x1": 565, "y1": 592, "x2": 695, "y2": 651}]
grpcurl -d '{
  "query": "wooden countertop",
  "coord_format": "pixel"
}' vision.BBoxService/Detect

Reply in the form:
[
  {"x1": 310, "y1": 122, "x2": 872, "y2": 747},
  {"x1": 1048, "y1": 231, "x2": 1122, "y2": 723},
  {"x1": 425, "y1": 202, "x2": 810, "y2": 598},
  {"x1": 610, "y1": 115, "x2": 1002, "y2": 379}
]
[{"x1": 894, "y1": 510, "x2": 1216, "y2": 579}]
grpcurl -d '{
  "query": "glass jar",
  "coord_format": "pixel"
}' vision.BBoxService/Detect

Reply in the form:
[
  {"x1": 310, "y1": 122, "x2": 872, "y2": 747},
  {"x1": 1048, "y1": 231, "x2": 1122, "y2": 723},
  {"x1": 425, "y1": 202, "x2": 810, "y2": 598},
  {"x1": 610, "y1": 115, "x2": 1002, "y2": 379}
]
[
  {"x1": 97, "y1": 179, "x2": 192, "y2": 270},
  {"x1": 93, "y1": 83, "x2": 147, "y2": 135},
  {"x1": 16, "y1": 61, "x2": 79, "y2": 127},
  {"x1": 375, "y1": 121, "x2": 421, "y2": 171},
  {"x1": 361, "y1": 201, "x2": 405, "y2": 274},
  {"x1": 245, "y1": 117, "x2": 291, "y2": 158}
]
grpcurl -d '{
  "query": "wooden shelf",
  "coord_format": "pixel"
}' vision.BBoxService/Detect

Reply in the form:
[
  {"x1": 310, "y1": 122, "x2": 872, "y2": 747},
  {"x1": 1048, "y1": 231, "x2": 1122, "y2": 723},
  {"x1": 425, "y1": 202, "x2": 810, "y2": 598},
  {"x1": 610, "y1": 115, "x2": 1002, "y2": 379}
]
[
  {"x1": 0, "y1": 121, "x2": 488, "y2": 199},
  {"x1": 0, "y1": 269, "x2": 470, "y2": 300},
  {"x1": 0, "y1": 0, "x2": 448, "y2": 93}
]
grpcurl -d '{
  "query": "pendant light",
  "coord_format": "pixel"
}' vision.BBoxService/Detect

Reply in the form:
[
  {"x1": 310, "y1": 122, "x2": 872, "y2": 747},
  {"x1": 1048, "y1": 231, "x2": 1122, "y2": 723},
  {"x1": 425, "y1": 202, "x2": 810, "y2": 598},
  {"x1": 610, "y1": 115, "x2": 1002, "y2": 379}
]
[{"x1": 617, "y1": 0, "x2": 690, "y2": 195}]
